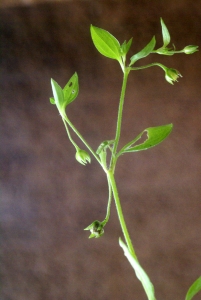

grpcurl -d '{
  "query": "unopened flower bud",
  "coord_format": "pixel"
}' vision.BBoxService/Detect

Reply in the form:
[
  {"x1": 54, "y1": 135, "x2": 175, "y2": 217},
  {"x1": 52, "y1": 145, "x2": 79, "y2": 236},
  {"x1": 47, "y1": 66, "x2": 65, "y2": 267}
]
[
  {"x1": 183, "y1": 45, "x2": 199, "y2": 54},
  {"x1": 165, "y1": 68, "x2": 182, "y2": 85},
  {"x1": 75, "y1": 149, "x2": 91, "y2": 165}
]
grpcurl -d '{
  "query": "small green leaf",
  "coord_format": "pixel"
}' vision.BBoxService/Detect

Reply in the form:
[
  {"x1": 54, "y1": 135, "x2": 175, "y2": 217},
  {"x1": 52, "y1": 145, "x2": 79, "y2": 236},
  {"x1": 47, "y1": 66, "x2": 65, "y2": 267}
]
[
  {"x1": 129, "y1": 36, "x2": 156, "y2": 66},
  {"x1": 90, "y1": 25, "x2": 121, "y2": 60},
  {"x1": 185, "y1": 276, "x2": 201, "y2": 300},
  {"x1": 120, "y1": 124, "x2": 173, "y2": 154},
  {"x1": 63, "y1": 72, "x2": 79, "y2": 105},
  {"x1": 50, "y1": 97, "x2": 55, "y2": 104},
  {"x1": 51, "y1": 79, "x2": 65, "y2": 117},
  {"x1": 121, "y1": 38, "x2": 133, "y2": 56},
  {"x1": 119, "y1": 238, "x2": 156, "y2": 300},
  {"x1": 160, "y1": 18, "x2": 170, "y2": 47},
  {"x1": 96, "y1": 140, "x2": 114, "y2": 155}
]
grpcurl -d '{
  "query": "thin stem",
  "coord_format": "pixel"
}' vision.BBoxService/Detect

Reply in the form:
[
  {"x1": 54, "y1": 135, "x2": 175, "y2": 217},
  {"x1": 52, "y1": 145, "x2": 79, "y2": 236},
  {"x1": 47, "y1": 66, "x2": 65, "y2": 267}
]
[
  {"x1": 62, "y1": 118, "x2": 79, "y2": 150},
  {"x1": 111, "y1": 69, "x2": 130, "y2": 169},
  {"x1": 64, "y1": 115, "x2": 101, "y2": 165},
  {"x1": 107, "y1": 170, "x2": 138, "y2": 261},
  {"x1": 102, "y1": 175, "x2": 112, "y2": 226},
  {"x1": 130, "y1": 62, "x2": 166, "y2": 71}
]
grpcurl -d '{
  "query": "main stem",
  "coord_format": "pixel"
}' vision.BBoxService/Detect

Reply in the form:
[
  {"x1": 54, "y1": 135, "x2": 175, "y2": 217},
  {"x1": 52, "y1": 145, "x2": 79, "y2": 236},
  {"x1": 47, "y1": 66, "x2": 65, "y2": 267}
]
[
  {"x1": 108, "y1": 170, "x2": 138, "y2": 260},
  {"x1": 112, "y1": 69, "x2": 130, "y2": 160}
]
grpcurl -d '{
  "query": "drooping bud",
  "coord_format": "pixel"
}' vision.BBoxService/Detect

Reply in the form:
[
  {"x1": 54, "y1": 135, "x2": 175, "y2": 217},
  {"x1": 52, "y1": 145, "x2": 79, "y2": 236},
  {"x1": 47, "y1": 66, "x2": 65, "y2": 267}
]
[
  {"x1": 84, "y1": 220, "x2": 104, "y2": 238},
  {"x1": 75, "y1": 149, "x2": 91, "y2": 165},
  {"x1": 165, "y1": 68, "x2": 182, "y2": 85},
  {"x1": 183, "y1": 45, "x2": 199, "y2": 54}
]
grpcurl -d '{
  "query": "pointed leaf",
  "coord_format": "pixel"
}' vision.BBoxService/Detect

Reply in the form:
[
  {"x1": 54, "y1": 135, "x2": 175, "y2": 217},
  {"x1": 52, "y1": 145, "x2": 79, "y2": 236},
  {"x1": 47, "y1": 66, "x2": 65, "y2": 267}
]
[
  {"x1": 90, "y1": 25, "x2": 121, "y2": 60},
  {"x1": 121, "y1": 38, "x2": 133, "y2": 56},
  {"x1": 63, "y1": 72, "x2": 79, "y2": 105},
  {"x1": 51, "y1": 79, "x2": 65, "y2": 117},
  {"x1": 185, "y1": 276, "x2": 201, "y2": 300},
  {"x1": 120, "y1": 124, "x2": 173, "y2": 154},
  {"x1": 129, "y1": 36, "x2": 156, "y2": 66},
  {"x1": 119, "y1": 238, "x2": 156, "y2": 300},
  {"x1": 160, "y1": 18, "x2": 170, "y2": 47}
]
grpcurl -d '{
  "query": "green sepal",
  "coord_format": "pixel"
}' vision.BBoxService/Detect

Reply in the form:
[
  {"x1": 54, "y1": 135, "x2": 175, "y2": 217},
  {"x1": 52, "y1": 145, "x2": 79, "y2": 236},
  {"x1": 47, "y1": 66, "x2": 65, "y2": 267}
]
[
  {"x1": 119, "y1": 124, "x2": 173, "y2": 155},
  {"x1": 160, "y1": 18, "x2": 170, "y2": 47},
  {"x1": 121, "y1": 38, "x2": 133, "y2": 56},
  {"x1": 90, "y1": 25, "x2": 121, "y2": 60},
  {"x1": 185, "y1": 276, "x2": 201, "y2": 300},
  {"x1": 89, "y1": 233, "x2": 97, "y2": 239},
  {"x1": 51, "y1": 79, "x2": 66, "y2": 118},
  {"x1": 119, "y1": 238, "x2": 156, "y2": 300},
  {"x1": 129, "y1": 36, "x2": 156, "y2": 66},
  {"x1": 63, "y1": 72, "x2": 79, "y2": 105}
]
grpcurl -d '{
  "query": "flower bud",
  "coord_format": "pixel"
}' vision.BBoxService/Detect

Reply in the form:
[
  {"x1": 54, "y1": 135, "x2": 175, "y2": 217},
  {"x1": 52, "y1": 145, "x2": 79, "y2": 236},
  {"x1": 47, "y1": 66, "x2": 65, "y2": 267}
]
[
  {"x1": 75, "y1": 149, "x2": 91, "y2": 165},
  {"x1": 183, "y1": 45, "x2": 199, "y2": 54},
  {"x1": 84, "y1": 220, "x2": 104, "y2": 238},
  {"x1": 165, "y1": 68, "x2": 182, "y2": 85}
]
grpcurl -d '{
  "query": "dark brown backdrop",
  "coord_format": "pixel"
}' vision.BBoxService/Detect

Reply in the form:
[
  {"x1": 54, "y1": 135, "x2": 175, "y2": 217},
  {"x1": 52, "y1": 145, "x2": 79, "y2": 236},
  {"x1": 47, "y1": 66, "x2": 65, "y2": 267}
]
[{"x1": 1, "y1": 1, "x2": 201, "y2": 299}]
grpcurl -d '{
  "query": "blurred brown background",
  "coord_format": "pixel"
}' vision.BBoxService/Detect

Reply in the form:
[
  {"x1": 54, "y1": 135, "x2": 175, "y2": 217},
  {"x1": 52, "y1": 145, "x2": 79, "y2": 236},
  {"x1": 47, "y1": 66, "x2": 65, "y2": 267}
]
[{"x1": 1, "y1": 1, "x2": 201, "y2": 299}]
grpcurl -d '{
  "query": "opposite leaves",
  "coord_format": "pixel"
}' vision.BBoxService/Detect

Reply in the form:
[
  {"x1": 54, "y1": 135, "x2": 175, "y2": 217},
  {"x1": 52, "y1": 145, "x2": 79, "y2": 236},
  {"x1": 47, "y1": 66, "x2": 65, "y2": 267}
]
[{"x1": 50, "y1": 73, "x2": 79, "y2": 118}]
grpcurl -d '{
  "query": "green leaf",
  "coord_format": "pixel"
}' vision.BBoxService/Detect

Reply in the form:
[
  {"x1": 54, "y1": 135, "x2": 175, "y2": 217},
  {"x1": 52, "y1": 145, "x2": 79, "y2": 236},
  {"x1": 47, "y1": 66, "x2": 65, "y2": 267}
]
[
  {"x1": 121, "y1": 38, "x2": 133, "y2": 56},
  {"x1": 119, "y1": 124, "x2": 173, "y2": 154},
  {"x1": 63, "y1": 72, "x2": 79, "y2": 105},
  {"x1": 51, "y1": 79, "x2": 65, "y2": 117},
  {"x1": 119, "y1": 238, "x2": 156, "y2": 300},
  {"x1": 160, "y1": 18, "x2": 170, "y2": 47},
  {"x1": 50, "y1": 97, "x2": 55, "y2": 104},
  {"x1": 185, "y1": 276, "x2": 201, "y2": 300},
  {"x1": 129, "y1": 36, "x2": 156, "y2": 66},
  {"x1": 90, "y1": 25, "x2": 121, "y2": 60},
  {"x1": 96, "y1": 140, "x2": 114, "y2": 155}
]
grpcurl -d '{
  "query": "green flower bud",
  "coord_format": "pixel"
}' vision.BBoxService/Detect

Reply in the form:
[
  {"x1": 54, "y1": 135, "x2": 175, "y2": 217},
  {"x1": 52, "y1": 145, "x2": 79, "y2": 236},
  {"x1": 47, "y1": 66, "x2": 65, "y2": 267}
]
[
  {"x1": 84, "y1": 220, "x2": 104, "y2": 238},
  {"x1": 165, "y1": 68, "x2": 182, "y2": 85},
  {"x1": 183, "y1": 45, "x2": 199, "y2": 54},
  {"x1": 75, "y1": 149, "x2": 91, "y2": 165}
]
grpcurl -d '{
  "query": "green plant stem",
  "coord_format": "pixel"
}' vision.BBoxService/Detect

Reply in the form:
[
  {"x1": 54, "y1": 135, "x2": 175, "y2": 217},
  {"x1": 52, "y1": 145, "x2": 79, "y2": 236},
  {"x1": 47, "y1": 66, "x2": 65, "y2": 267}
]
[
  {"x1": 102, "y1": 175, "x2": 112, "y2": 226},
  {"x1": 62, "y1": 118, "x2": 79, "y2": 150},
  {"x1": 64, "y1": 115, "x2": 101, "y2": 165},
  {"x1": 130, "y1": 62, "x2": 166, "y2": 71},
  {"x1": 112, "y1": 69, "x2": 130, "y2": 161},
  {"x1": 107, "y1": 170, "x2": 138, "y2": 261}
]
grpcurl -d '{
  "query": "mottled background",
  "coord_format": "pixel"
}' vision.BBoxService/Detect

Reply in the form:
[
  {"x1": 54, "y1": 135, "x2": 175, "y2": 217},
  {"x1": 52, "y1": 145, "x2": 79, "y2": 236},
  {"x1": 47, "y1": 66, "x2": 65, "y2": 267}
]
[{"x1": 1, "y1": 1, "x2": 201, "y2": 299}]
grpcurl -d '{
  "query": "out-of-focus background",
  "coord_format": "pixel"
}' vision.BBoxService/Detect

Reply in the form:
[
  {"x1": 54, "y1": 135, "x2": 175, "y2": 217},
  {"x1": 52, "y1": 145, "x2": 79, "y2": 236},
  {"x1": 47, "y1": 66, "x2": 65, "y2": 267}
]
[{"x1": 1, "y1": 1, "x2": 201, "y2": 299}]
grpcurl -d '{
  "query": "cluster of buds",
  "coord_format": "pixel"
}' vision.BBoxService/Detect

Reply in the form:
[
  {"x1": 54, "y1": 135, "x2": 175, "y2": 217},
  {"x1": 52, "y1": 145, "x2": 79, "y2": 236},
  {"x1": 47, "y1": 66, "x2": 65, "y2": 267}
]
[
  {"x1": 75, "y1": 148, "x2": 91, "y2": 165},
  {"x1": 84, "y1": 220, "x2": 104, "y2": 238}
]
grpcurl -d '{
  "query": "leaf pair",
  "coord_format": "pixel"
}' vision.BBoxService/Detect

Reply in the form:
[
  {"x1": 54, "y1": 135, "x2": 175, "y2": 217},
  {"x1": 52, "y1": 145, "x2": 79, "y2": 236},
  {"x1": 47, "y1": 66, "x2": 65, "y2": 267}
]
[
  {"x1": 118, "y1": 124, "x2": 173, "y2": 157},
  {"x1": 50, "y1": 73, "x2": 79, "y2": 118},
  {"x1": 90, "y1": 25, "x2": 132, "y2": 65},
  {"x1": 129, "y1": 18, "x2": 171, "y2": 66},
  {"x1": 90, "y1": 23, "x2": 153, "y2": 66}
]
